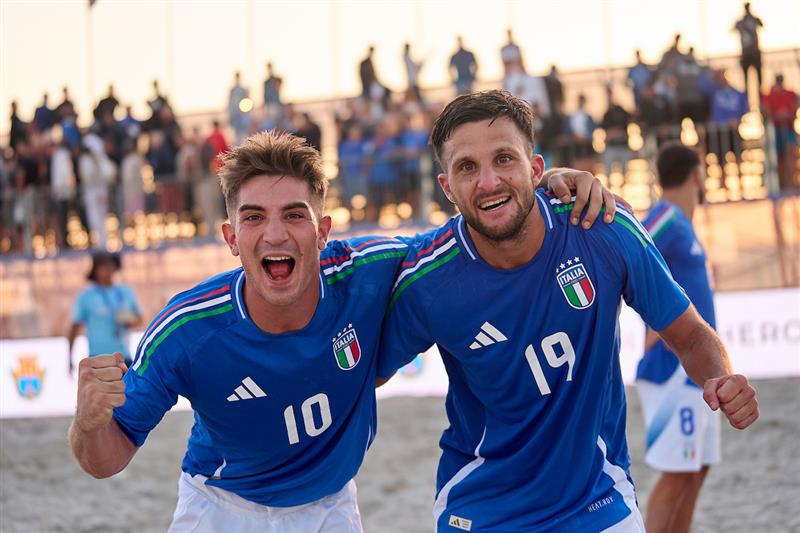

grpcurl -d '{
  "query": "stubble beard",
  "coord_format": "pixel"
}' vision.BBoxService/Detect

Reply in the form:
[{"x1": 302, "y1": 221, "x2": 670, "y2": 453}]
[{"x1": 463, "y1": 187, "x2": 536, "y2": 243}]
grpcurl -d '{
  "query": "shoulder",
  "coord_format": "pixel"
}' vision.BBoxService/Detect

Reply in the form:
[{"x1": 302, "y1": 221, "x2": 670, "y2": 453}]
[
  {"x1": 151, "y1": 269, "x2": 241, "y2": 331},
  {"x1": 392, "y1": 219, "x2": 463, "y2": 302},
  {"x1": 321, "y1": 235, "x2": 408, "y2": 286},
  {"x1": 641, "y1": 201, "x2": 684, "y2": 243}
]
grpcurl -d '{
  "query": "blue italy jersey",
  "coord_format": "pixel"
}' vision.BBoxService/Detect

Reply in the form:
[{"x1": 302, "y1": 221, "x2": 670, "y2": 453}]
[
  {"x1": 378, "y1": 191, "x2": 690, "y2": 532},
  {"x1": 637, "y1": 200, "x2": 716, "y2": 387},
  {"x1": 113, "y1": 236, "x2": 407, "y2": 507}
]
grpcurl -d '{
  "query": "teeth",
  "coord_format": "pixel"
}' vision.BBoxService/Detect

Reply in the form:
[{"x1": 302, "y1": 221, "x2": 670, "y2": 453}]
[
  {"x1": 263, "y1": 256, "x2": 291, "y2": 261},
  {"x1": 480, "y1": 197, "x2": 509, "y2": 210}
]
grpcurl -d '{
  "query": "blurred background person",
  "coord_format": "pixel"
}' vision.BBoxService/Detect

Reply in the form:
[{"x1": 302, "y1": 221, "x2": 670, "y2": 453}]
[
  {"x1": 733, "y1": 2, "x2": 764, "y2": 100},
  {"x1": 449, "y1": 35, "x2": 477, "y2": 95},
  {"x1": 67, "y1": 251, "x2": 142, "y2": 372}
]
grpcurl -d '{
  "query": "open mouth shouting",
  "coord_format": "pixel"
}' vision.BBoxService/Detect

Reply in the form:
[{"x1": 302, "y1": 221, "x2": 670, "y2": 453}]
[{"x1": 261, "y1": 255, "x2": 296, "y2": 281}]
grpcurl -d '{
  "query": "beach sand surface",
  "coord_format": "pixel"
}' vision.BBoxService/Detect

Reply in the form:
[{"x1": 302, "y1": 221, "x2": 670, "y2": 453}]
[{"x1": 1, "y1": 379, "x2": 798, "y2": 532}]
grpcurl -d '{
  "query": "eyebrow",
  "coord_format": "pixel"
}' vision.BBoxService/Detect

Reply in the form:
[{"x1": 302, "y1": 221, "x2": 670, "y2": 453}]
[
  {"x1": 450, "y1": 146, "x2": 519, "y2": 168},
  {"x1": 237, "y1": 202, "x2": 312, "y2": 213}
]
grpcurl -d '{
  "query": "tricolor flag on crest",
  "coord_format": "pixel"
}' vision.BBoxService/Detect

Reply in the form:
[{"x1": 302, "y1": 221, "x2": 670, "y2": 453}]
[
  {"x1": 333, "y1": 324, "x2": 361, "y2": 370},
  {"x1": 556, "y1": 259, "x2": 595, "y2": 309}
]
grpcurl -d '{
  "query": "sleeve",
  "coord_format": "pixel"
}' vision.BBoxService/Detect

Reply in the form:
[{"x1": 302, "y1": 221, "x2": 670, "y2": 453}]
[
  {"x1": 72, "y1": 291, "x2": 88, "y2": 323},
  {"x1": 377, "y1": 287, "x2": 436, "y2": 379},
  {"x1": 112, "y1": 324, "x2": 191, "y2": 446},
  {"x1": 376, "y1": 238, "x2": 438, "y2": 378},
  {"x1": 609, "y1": 211, "x2": 690, "y2": 331}
]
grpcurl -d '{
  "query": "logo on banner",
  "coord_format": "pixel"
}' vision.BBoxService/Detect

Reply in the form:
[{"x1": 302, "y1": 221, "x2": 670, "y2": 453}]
[
  {"x1": 333, "y1": 324, "x2": 361, "y2": 371},
  {"x1": 556, "y1": 257, "x2": 595, "y2": 310},
  {"x1": 12, "y1": 355, "x2": 45, "y2": 399}
]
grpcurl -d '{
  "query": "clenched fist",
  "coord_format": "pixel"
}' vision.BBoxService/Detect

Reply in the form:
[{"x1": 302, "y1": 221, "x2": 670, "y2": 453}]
[
  {"x1": 74, "y1": 352, "x2": 128, "y2": 433},
  {"x1": 703, "y1": 374, "x2": 759, "y2": 430}
]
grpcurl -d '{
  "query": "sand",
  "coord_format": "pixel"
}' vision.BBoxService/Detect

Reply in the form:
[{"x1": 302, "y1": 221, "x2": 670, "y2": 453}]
[{"x1": 1, "y1": 379, "x2": 798, "y2": 532}]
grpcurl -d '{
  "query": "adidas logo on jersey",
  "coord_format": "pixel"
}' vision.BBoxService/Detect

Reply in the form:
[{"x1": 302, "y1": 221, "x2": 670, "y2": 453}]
[
  {"x1": 469, "y1": 321, "x2": 508, "y2": 350},
  {"x1": 226, "y1": 376, "x2": 267, "y2": 402},
  {"x1": 448, "y1": 515, "x2": 473, "y2": 531}
]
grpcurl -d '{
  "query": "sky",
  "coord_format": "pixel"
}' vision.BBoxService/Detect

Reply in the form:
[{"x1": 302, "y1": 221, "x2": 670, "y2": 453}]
[{"x1": 2, "y1": 0, "x2": 799, "y2": 133}]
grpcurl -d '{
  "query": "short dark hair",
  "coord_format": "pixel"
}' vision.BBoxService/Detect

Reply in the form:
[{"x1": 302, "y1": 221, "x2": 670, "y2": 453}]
[
  {"x1": 218, "y1": 130, "x2": 327, "y2": 219},
  {"x1": 88, "y1": 251, "x2": 121, "y2": 281},
  {"x1": 430, "y1": 89, "x2": 533, "y2": 167},
  {"x1": 656, "y1": 142, "x2": 701, "y2": 189}
]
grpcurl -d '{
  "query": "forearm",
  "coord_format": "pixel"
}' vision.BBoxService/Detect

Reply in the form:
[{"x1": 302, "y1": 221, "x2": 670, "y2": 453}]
[
  {"x1": 661, "y1": 312, "x2": 733, "y2": 385},
  {"x1": 68, "y1": 418, "x2": 137, "y2": 478}
]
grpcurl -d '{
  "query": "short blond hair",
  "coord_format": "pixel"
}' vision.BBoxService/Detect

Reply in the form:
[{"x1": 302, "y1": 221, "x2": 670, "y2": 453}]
[{"x1": 218, "y1": 130, "x2": 327, "y2": 219}]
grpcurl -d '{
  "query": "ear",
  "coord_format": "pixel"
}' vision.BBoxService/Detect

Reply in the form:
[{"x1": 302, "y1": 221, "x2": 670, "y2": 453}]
[
  {"x1": 437, "y1": 173, "x2": 456, "y2": 204},
  {"x1": 529, "y1": 153, "x2": 545, "y2": 189},
  {"x1": 221, "y1": 222, "x2": 239, "y2": 257},
  {"x1": 317, "y1": 215, "x2": 332, "y2": 251}
]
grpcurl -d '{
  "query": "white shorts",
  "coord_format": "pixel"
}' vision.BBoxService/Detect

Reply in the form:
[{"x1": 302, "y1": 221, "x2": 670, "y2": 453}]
[
  {"x1": 600, "y1": 507, "x2": 646, "y2": 533},
  {"x1": 637, "y1": 371, "x2": 721, "y2": 473},
  {"x1": 169, "y1": 472, "x2": 363, "y2": 533}
]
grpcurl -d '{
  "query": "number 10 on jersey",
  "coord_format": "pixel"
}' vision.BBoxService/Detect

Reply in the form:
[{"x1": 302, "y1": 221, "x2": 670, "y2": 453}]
[
  {"x1": 283, "y1": 393, "x2": 332, "y2": 444},
  {"x1": 524, "y1": 332, "x2": 576, "y2": 395}
]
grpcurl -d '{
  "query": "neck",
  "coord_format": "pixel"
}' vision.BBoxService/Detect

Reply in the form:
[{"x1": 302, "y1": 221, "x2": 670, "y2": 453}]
[
  {"x1": 467, "y1": 206, "x2": 546, "y2": 270},
  {"x1": 661, "y1": 186, "x2": 697, "y2": 219},
  {"x1": 243, "y1": 279, "x2": 320, "y2": 335}
]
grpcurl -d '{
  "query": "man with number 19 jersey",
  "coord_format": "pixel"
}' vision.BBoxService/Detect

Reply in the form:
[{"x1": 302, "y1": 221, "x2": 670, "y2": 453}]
[
  {"x1": 378, "y1": 192, "x2": 690, "y2": 531},
  {"x1": 114, "y1": 235, "x2": 406, "y2": 507}
]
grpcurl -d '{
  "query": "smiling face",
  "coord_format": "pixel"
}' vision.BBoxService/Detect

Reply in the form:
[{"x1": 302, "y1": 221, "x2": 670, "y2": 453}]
[
  {"x1": 222, "y1": 174, "x2": 331, "y2": 320},
  {"x1": 438, "y1": 117, "x2": 544, "y2": 243}
]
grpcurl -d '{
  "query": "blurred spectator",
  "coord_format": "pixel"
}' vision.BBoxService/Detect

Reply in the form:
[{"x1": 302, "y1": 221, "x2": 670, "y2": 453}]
[
  {"x1": 78, "y1": 133, "x2": 115, "y2": 249},
  {"x1": 761, "y1": 74, "x2": 798, "y2": 190},
  {"x1": 628, "y1": 50, "x2": 652, "y2": 110},
  {"x1": 177, "y1": 126, "x2": 204, "y2": 220},
  {"x1": 733, "y1": 2, "x2": 764, "y2": 100},
  {"x1": 709, "y1": 70, "x2": 748, "y2": 164},
  {"x1": 504, "y1": 70, "x2": 550, "y2": 118},
  {"x1": 119, "y1": 105, "x2": 141, "y2": 141},
  {"x1": 676, "y1": 47, "x2": 708, "y2": 123},
  {"x1": 205, "y1": 120, "x2": 229, "y2": 172},
  {"x1": 50, "y1": 135, "x2": 76, "y2": 249},
  {"x1": 33, "y1": 93, "x2": 56, "y2": 133},
  {"x1": 228, "y1": 71, "x2": 251, "y2": 145},
  {"x1": 601, "y1": 86, "x2": 632, "y2": 173},
  {"x1": 13, "y1": 140, "x2": 40, "y2": 254},
  {"x1": 9, "y1": 101, "x2": 27, "y2": 150},
  {"x1": 263, "y1": 61, "x2": 283, "y2": 108},
  {"x1": 94, "y1": 84, "x2": 119, "y2": 123},
  {"x1": 120, "y1": 137, "x2": 146, "y2": 225},
  {"x1": 67, "y1": 251, "x2": 142, "y2": 371},
  {"x1": 295, "y1": 112, "x2": 322, "y2": 153},
  {"x1": 55, "y1": 86, "x2": 76, "y2": 121},
  {"x1": 400, "y1": 112, "x2": 429, "y2": 212},
  {"x1": 147, "y1": 128, "x2": 180, "y2": 215},
  {"x1": 146, "y1": 79, "x2": 169, "y2": 130},
  {"x1": 366, "y1": 118, "x2": 401, "y2": 221},
  {"x1": 544, "y1": 65, "x2": 564, "y2": 111},
  {"x1": 500, "y1": 28, "x2": 524, "y2": 77},
  {"x1": 569, "y1": 94, "x2": 597, "y2": 169},
  {"x1": 657, "y1": 33, "x2": 683, "y2": 81},
  {"x1": 449, "y1": 36, "x2": 478, "y2": 95},
  {"x1": 540, "y1": 101, "x2": 571, "y2": 167},
  {"x1": 338, "y1": 124, "x2": 369, "y2": 208},
  {"x1": 359, "y1": 46, "x2": 377, "y2": 100},
  {"x1": 403, "y1": 42, "x2": 424, "y2": 102},
  {"x1": 639, "y1": 82, "x2": 679, "y2": 147}
]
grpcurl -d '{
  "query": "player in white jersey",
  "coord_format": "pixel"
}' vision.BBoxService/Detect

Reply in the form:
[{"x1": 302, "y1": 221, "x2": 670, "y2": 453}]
[{"x1": 637, "y1": 143, "x2": 722, "y2": 533}]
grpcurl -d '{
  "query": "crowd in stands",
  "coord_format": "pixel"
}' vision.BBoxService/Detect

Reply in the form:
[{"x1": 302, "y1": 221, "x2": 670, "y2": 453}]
[{"x1": 2, "y1": 2, "x2": 797, "y2": 256}]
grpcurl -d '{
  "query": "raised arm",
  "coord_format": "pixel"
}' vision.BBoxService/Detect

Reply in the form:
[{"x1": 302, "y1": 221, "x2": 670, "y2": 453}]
[
  {"x1": 68, "y1": 353, "x2": 138, "y2": 478},
  {"x1": 656, "y1": 306, "x2": 759, "y2": 430}
]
